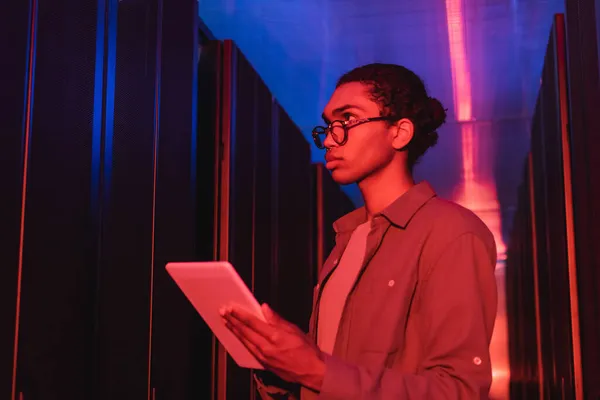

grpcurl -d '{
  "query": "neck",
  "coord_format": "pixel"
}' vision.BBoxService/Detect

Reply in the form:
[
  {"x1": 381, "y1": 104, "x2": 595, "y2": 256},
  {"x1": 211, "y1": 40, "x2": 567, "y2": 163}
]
[{"x1": 358, "y1": 160, "x2": 415, "y2": 218}]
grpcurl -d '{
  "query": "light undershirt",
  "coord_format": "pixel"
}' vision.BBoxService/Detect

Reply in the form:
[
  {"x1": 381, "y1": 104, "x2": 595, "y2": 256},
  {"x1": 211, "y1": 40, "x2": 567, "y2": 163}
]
[{"x1": 317, "y1": 221, "x2": 371, "y2": 355}]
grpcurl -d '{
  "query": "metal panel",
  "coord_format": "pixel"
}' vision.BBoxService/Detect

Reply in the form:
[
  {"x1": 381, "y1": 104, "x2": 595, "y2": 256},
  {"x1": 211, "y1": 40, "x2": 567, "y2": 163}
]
[
  {"x1": 0, "y1": 0, "x2": 36, "y2": 398},
  {"x1": 149, "y1": 1, "x2": 213, "y2": 399},
  {"x1": 94, "y1": 0, "x2": 160, "y2": 397},
  {"x1": 564, "y1": 0, "x2": 600, "y2": 395},
  {"x1": 15, "y1": 0, "x2": 99, "y2": 398}
]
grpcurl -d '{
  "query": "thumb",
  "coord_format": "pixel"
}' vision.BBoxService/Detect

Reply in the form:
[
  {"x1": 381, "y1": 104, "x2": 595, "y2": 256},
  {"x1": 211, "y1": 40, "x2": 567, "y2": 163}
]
[{"x1": 261, "y1": 303, "x2": 279, "y2": 322}]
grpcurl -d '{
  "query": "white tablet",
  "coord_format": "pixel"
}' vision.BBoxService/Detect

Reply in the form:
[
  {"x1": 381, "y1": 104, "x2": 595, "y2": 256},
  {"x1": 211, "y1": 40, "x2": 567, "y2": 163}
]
[{"x1": 165, "y1": 261, "x2": 265, "y2": 369}]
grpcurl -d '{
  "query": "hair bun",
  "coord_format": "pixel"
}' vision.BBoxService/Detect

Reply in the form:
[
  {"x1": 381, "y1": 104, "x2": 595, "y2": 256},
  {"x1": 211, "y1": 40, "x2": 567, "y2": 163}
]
[{"x1": 424, "y1": 97, "x2": 447, "y2": 132}]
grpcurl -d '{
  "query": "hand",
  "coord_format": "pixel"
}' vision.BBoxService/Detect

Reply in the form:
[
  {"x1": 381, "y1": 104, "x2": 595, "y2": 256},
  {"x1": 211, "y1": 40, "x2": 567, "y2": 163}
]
[{"x1": 220, "y1": 303, "x2": 325, "y2": 392}]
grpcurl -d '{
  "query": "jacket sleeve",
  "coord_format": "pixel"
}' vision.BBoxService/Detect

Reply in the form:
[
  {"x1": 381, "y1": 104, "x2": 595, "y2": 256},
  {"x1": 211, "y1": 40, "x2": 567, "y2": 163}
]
[{"x1": 317, "y1": 232, "x2": 498, "y2": 399}]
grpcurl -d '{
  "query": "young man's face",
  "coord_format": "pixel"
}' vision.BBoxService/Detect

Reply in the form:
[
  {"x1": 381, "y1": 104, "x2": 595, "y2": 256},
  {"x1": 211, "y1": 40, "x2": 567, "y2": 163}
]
[{"x1": 321, "y1": 82, "x2": 406, "y2": 185}]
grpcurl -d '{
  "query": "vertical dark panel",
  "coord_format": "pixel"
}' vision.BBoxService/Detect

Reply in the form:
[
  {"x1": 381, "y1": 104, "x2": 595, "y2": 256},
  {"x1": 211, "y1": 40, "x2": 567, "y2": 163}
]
[
  {"x1": 213, "y1": 40, "x2": 275, "y2": 400},
  {"x1": 506, "y1": 126, "x2": 546, "y2": 399},
  {"x1": 229, "y1": 45, "x2": 256, "y2": 301},
  {"x1": 534, "y1": 16, "x2": 579, "y2": 398},
  {"x1": 507, "y1": 15, "x2": 583, "y2": 399},
  {"x1": 531, "y1": 86, "x2": 560, "y2": 399},
  {"x1": 89, "y1": 0, "x2": 117, "y2": 395},
  {"x1": 15, "y1": 0, "x2": 99, "y2": 398},
  {"x1": 554, "y1": 16, "x2": 582, "y2": 398},
  {"x1": 213, "y1": 40, "x2": 318, "y2": 399},
  {"x1": 196, "y1": 39, "x2": 221, "y2": 266},
  {"x1": 250, "y1": 81, "x2": 279, "y2": 400},
  {"x1": 564, "y1": 0, "x2": 600, "y2": 395},
  {"x1": 213, "y1": 38, "x2": 232, "y2": 400},
  {"x1": 275, "y1": 106, "x2": 313, "y2": 331},
  {"x1": 532, "y1": 21, "x2": 568, "y2": 399},
  {"x1": 531, "y1": 26, "x2": 552, "y2": 399},
  {"x1": 526, "y1": 154, "x2": 544, "y2": 400},
  {"x1": 0, "y1": 1, "x2": 34, "y2": 398},
  {"x1": 211, "y1": 40, "x2": 333, "y2": 399},
  {"x1": 206, "y1": 40, "x2": 256, "y2": 400},
  {"x1": 269, "y1": 100, "x2": 281, "y2": 314},
  {"x1": 539, "y1": 24, "x2": 571, "y2": 399},
  {"x1": 252, "y1": 80, "x2": 275, "y2": 308},
  {"x1": 95, "y1": 0, "x2": 159, "y2": 397},
  {"x1": 4, "y1": 2, "x2": 219, "y2": 399},
  {"x1": 223, "y1": 43, "x2": 257, "y2": 400},
  {"x1": 505, "y1": 173, "x2": 522, "y2": 398},
  {"x1": 149, "y1": 4, "x2": 212, "y2": 400},
  {"x1": 218, "y1": 39, "x2": 278, "y2": 400},
  {"x1": 195, "y1": 38, "x2": 224, "y2": 400},
  {"x1": 505, "y1": 176, "x2": 520, "y2": 398}
]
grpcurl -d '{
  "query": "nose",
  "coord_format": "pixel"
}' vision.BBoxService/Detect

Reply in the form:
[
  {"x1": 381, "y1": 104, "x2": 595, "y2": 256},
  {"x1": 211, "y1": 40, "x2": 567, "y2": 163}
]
[{"x1": 322, "y1": 129, "x2": 338, "y2": 150}]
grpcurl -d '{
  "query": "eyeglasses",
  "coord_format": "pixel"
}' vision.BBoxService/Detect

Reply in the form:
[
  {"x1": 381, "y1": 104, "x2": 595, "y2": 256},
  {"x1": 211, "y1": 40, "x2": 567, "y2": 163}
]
[{"x1": 311, "y1": 116, "x2": 395, "y2": 149}]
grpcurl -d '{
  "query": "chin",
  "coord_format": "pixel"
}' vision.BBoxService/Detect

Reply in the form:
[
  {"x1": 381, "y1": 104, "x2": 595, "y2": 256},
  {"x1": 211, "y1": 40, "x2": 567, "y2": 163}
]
[{"x1": 330, "y1": 168, "x2": 361, "y2": 186}]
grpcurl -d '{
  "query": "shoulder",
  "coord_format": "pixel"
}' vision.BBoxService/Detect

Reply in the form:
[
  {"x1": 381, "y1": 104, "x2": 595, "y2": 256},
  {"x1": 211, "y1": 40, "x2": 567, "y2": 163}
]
[
  {"x1": 422, "y1": 197, "x2": 492, "y2": 235},
  {"x1": 413, "y1": 196, "x2": 497, "y2": 261}
]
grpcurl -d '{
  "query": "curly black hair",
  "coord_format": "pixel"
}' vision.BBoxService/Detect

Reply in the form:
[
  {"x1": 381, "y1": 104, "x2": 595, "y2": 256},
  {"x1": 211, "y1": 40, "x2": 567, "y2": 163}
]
[{"x1": 336, "y1": 63, "x2": 447, "y2": 169}]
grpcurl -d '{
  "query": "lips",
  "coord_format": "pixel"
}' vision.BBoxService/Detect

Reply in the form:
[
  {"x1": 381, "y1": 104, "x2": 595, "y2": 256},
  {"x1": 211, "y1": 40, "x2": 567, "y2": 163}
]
[
  {"x1": 324, "y1": 153, "x2": 341, "y2": 163},
  {"x1": 324, "y1": 153, "x2": 342, "y2": 170}
]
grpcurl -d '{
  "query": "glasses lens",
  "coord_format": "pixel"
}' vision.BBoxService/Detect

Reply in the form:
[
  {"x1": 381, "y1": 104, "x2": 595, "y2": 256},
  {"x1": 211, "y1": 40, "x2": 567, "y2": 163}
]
[
  {"x1": 312, "y1": 127, "x2": 326, "y2": 149},
  {"x1": 330, "y1": 121, "x2": 346, "y2": 144}
]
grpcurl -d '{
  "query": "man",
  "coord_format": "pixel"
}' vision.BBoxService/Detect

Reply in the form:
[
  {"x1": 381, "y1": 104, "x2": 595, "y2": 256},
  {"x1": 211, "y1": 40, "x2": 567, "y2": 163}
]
[{"x1": 221, "y1": 63, "x2": 498, "y2": 399}]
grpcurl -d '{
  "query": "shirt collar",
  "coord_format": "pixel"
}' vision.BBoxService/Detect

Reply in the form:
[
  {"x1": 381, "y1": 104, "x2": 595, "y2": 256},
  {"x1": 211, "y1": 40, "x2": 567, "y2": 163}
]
[{"x1": 333, "y1": 181, "x2": 437, "y2": 233}]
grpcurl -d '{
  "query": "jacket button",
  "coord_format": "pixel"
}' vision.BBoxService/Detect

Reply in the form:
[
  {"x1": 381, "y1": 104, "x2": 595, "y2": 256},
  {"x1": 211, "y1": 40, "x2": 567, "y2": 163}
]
[
  {"x1": 473, "y1": 357, "x2": 482, "y2": 366},
  {"x1": 388, "y1": 280, "x2": 395, "y2": 287}
]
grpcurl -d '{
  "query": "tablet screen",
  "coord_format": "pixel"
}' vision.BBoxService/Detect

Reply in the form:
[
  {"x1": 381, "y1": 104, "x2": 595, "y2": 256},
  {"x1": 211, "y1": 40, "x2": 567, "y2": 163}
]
[{"x1": 166, "y1": 261, "x2": 265, "y2": 369}]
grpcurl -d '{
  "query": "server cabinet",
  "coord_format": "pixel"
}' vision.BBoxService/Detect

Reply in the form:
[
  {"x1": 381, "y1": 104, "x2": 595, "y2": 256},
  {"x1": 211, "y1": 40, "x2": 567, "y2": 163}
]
[
  {"x1": 3, "y1": 0, "x2": 211, "y2": 398},
  {"x1": 0, "y1": 0, "x2": 40, "y2": 397},
  {"x1": 92, "y1": 1, "x2": 160, "y2": 397},
  {"x1": 273, "y1": 105, "x2": 314, "y2": 332},
  {"x1": 506, "y1": 14, "x2": 581, "y2": 399},
  {"x1": 212, "y1": 40, "x2": 317, "y2": 400},
  {"x1": 148, "y1": 3, "x2": 212, "y2": 400},
  {"x1": 94, "y1": 1, "x2": 211, "y2": 398},
  {"x1": 564, "y1": 0, "x2": 600, "y2": 395},
  {"x1": 9, "y1": 0, "x2": 101, "y2": 398}
]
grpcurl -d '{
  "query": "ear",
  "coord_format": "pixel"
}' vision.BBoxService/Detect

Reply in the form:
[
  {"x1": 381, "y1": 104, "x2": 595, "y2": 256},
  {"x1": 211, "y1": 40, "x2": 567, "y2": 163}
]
[{"x1": 390, "y1": 118, "x2": 414, "y2": 150}]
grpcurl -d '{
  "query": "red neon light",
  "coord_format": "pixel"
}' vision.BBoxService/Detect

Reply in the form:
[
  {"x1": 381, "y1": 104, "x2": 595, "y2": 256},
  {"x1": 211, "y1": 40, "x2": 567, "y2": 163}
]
[{"x1": 444, "y1": 0, "x2": 506, "y2": 258}]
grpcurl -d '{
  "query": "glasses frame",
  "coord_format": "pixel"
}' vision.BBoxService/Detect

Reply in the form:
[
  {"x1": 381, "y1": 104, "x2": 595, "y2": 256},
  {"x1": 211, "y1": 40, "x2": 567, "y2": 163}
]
[{"x1": 311, "y1": 116, "x2": 395, "y2": 149}]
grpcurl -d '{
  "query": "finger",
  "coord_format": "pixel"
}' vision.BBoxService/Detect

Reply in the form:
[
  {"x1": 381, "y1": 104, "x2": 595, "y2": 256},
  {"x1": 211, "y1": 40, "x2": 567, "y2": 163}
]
[
  {"x1": 228, "y1": 305, "x2": 277, "y2": 340},
  {"x1": 225, "y1": 320, "x2": 267, "y2": 365},
  {"x1": 224, "y1": 313, "x2": 272, "y2": 348},
  {"x1": 261, "y1": 303, "x2": 280, "y2": 323},
  {"x1": 228, "y1": 321, "x2": 287, "y2": 374}
]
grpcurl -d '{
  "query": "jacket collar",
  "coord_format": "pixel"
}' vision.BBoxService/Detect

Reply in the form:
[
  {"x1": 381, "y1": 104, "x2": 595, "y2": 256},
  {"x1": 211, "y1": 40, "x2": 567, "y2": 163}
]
[{"x1": 333, "y1": 181, "x2": 437, "y2": 233}]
